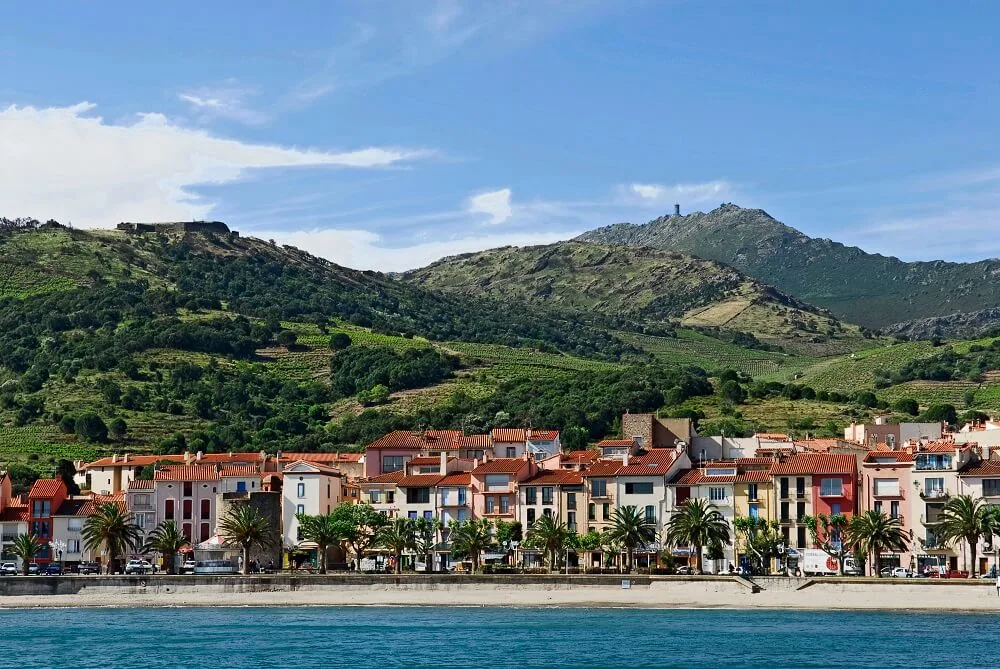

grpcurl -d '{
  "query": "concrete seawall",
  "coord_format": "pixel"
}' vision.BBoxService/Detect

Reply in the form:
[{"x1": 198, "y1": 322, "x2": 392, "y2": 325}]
[{"x1": 1, "y1": 575, "x2": 997, "y2": 610}]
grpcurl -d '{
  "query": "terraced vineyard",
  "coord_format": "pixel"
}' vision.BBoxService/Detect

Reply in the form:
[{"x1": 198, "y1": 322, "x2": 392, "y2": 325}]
[
  {"x1": 879, "y1": 372, "x2": 1000, "y2": 411},
  {"x1": 0, "y1": 425, "x2": 103, "y2": 465},
  {"x1": 444, "y1": 341, "x2": 622, "y2": 376},
  {"x1": 619, "y1": 330, "x2": 810, "y2": 380},
  {"x1": 797, "y1": 341, "x2": 938, "y2": 392}
]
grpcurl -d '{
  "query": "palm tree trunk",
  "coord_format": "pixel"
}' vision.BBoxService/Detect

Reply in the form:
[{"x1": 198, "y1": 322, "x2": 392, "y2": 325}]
[
  {"x1": 319, "y1": 542, "x2": 327, "y2": 574},
  {"x1": 426, "y1": 550, "x2": 433, "y2": 573},
  {"x1": 395, "y1": 550, "x2": 402, "y2": 574},
  {"x1": 970, "y1": 540, "x2": 978, "y2": 578},
  {"x1": 695, "y1": 544, "x2": 703, "y2": 574},
  {"x1": 242, "y1": 545, "x2": 251, "y2": 575}
]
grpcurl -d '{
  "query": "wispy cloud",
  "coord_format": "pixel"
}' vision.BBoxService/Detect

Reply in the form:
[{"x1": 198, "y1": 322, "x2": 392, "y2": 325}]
[
  {"x1": 177, "y1": 82, "x2": 268, "y2": 125},
  {"x1": 621, "y1": 180, "x2": 733, "y2": 206},
  {"x1": 0, "y1": 102, "x2": 429, "y2": 227},
  {"x1": 467, "y1": 188, "x2": 513, "y2": 225}
]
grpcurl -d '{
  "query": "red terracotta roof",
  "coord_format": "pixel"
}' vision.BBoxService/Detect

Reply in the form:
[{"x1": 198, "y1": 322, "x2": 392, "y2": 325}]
[
  {"x1": 523, "y1": 470, "x2": 584, "y2": 485},
  {"x1": 597, "y1": 439, "x2": 634, "y2": 447},
  {"x1": 219, "y1": 464, "x2": 260, "y2": 477},
  {"x1": 408, "y1": 457, "x2": 451, "y2": 466},
  {"x1": 563, "y1": 450, "x2": 600, "y2": 463},
  {"x1": 527, "y1": 430, "x2": 560, "y2": 441},
  {"x1": 582, "y1": 460, "x2": 626, "y2": 477},
  {"x1": 736, "y1": 470, "x2": 773, "y2": 483},
  {"x1": 671, "y1": 468, "x2": 702, "y2": 485},
  {"x1": 864, "y1": 451, "x2": 914, "y2": 464},
  {"x1": 79, "y1": 493, "x2": 127, "y2": 516},
  {"x1": 364, "y1": 471, "x2": 406, "y2": 485},
  {"x1": 0, "y1": 496, "x2": 28, "y2": 522},
  {"x1": 460, "y1": 434, "x2": 491, "y2": 449},
  {"x1": 736, "y1": 457, "x2": 776, "y2": 466},
  {"x1": 918, "y1": 441, "x2": 963, "y2": 453},
  {"x1": 472, "y1": 458, "x2": 529, "y2": 475},
  {"x1": 154, "y1": 465, "x2": 221, "y2": 482},
  {"x1": 771, "y1": 454, "x2": 856, "y2": 475},
  {"x1": 281, "y1": 452, "x2": 363, "y2": 463},
  {"x1": 85, "y1": 452, "x2": 267, "y2": 468},
  {"x1": 492, "y1": 428, "x2": 527, "y2": 443},
  {"x1": 396, "y1": 474, "x2": 445, "y2": 488},
  {"x1": 438, "y1": 473, "x2": 472, "y2": 486},
  {"x1": 28, "y1": 478, "x2": 65, "y2": 498},
  {"x1": 366, "y1": 431, "x2": 426, "y2": 450},
  {"x1": 127, "y1": 479, "x2": 154, "y2": 490},
  {"x1": 282, "y1": 460, "x2": 342, "y2": 476},
  {"x1": 795, "y1": 439, "x2": 843, "y2": 453},
  {"x1": 959, "y1": 460, "x2": 1000, "y2": 477},
  {"x1": 755, "y1": 433, "x2": 791, "y2": 441}
]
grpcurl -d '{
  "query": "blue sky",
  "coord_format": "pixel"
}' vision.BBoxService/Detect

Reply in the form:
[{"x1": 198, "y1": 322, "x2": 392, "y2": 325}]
[{"x1": 2, "y1": 1, "x2": 1000, "y2": 270}]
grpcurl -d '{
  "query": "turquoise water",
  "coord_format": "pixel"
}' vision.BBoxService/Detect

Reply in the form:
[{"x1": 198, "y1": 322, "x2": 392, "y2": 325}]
[{"x1": 2, "y1": 607, "x2": 996, "y2": 668}]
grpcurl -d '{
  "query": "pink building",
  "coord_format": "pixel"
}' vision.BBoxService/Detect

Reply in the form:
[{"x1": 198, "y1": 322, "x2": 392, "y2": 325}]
[
  {"x1": 470, "y1": 458, "x2": 538, "y2": 520},
  {"x1": 861, "y1": 449, "x2": 913, "y2": 571},
  {"x1": 364, "y1": 431, "x2": 462, "y2": 477}
]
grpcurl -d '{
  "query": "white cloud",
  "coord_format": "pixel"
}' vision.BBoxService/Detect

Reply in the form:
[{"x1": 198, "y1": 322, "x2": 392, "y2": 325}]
[
  {"x1": 426, "y1": 0, "x2": 463, "y2": 34},
  {"x1": 624, "y1": 180, "x2": 732, "y2": 205},
  {"x1": 466, "y1": 188, "x2": 513, "y2": 225},
  {"x1": 177, "y1": 83, "x2": 268, "y2": 125},
  {"x1": 261, "y1": 227, "x2": 573, "y2": 272},
  {"x1": 0, "y1": 102, "x2": 428, "y2": 227}
]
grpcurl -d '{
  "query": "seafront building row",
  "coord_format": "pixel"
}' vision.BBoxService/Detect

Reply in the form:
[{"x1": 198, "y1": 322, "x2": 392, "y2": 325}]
[{"x1": 1, "y1": 414, "x2": 999, "y2": 574}]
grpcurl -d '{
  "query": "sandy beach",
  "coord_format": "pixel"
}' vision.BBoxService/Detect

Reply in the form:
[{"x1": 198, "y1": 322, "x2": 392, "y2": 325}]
[{"x1": 2, "y1": 575, "x2": 999, "y2": 611}]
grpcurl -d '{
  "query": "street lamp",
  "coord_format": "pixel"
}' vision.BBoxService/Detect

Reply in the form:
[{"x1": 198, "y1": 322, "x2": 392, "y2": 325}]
[{"x1": 51, "y1": 539, "x2": 66, "y2": 570}]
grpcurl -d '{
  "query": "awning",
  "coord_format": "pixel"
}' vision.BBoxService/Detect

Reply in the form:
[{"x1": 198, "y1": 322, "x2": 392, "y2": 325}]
[
  {"x1": 296, "y1": 541, "x2": 319, "y2": 550},
  {"x1": 483, "y1": 552, "x2": 508, "y2": 560},
  {"x1": 672, "y1": 548, "x2": 696, "y2": 557}
]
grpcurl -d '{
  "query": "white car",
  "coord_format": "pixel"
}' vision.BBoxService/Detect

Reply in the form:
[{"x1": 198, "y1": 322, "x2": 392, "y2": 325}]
[
  {"x1": 0, "y1": 562, "x2": 17, "y2": 576},
  {"x1": 182, "y1": 560, "x2": 197, "y2": 574},
  {"x1": 891, "y1": 567, "x2": 912, "y2": 578},
  {"x1": 124, "y1": 559, "x2": 154, "y2": 575}
]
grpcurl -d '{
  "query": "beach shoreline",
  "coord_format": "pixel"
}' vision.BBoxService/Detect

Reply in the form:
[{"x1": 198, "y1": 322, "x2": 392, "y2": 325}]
[{"x1": 2, "y1": 574, "x2": 999, "y2": 611}]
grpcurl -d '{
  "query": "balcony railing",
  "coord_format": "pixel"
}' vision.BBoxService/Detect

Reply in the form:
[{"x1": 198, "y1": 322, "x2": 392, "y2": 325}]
[
  {"x1": 920, "y1": 490, "x2": 949, "y2": 500},
  {"x1": 920, "y1": 514, "x2": 943, "y2": 526}
]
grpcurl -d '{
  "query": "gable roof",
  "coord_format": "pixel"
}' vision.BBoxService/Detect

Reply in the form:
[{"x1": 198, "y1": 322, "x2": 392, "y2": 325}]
[
  {"x1": 281, "y1": 452, "x2": 363, "y2": 463},
  {"x1": 771, "y1": 454, "x2": 856, "y2": 476},
  {"x1": 959, "y1": 460, "x2": 1000, "y2": 477},
  {"x1": 863, "y1": 450, "x2": 914, "y2": 464},
  {"x1": 597, "y1": 439, "x2": 635, "y2": 447},
  {"x1": 491, "y1": 428, "x2": 526, "y2": 443},
  {"x1": 437, "y1": 472, "x2": 472, "y2": 486},
  {"x1": 154, "y1": 465, "x2": 221, "y2": 482},
  {"x1": 281, "y1": 460, "x2": 341, "y2": 476},
  {"x1": 219, "y1": 464, "x2": 261, "y2": 477},
  {"x1": 28, "y1": 478, "x2": 65, "y2": 499},
  {"x1": 472, "y1": 458, "x2": 530, "y2": 475},
  {"x1": 363, "y1": 471, "x2": 407, "y2": 485},
  {"x1": 523, "y1": 469, "x2": 584, "y2": 485},
  {"x1": 127, "y1": 479, "x2": 154, "y2": 491},
  {"x1": 527, "y1": 430, "x2": 560, "y2": 441},
  {"x1": 396, "y1": 474, "x2": 445, "y2": 488},
  {"x1": 459, "y1": 434, "x2": 491, "y2": 449},
  {"x1": 563, "y1": 450, "x2": 600, "y2": 464}
]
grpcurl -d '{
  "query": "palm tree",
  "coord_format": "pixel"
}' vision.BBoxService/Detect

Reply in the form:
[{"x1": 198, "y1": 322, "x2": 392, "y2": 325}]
[
  {"x1": 82, "y1": 502, "x2": 142, "y2": 574},
  {"x1": 143, "y1": 520, "x2": 189, "y2": 574},
  {"x1": 665, "y1": 499, "x2": 731, "y2": 574},
  {"x1": 609, "y1": 505, "x2": 658, "y2": 572},
  {"x1": 849, "y1": 511, "x2": 909, "y2": 577},
  {"x1": 295, "y1": 512, "x2": 342, "y2": 574},
  {"x1": 525, "y1": 515, "x2": 569, "y2": 572},
  {"x1": 412, "y1": 517, "x2": 441, "y2": 573},
  {"x1": 218, "y1": 503, "x2": 277, "y2": 575},
  {"x1": 936, "y1": 495, "x2": 996, "y2": 577},
  {"x1": 449, "y1": 518, "x2": 494, "y2": 573},
  {"x1": 10, "y1": 533, "x2": 42, "y2": 575},
  {"x1": 376, "y1": 518, "x2": 415, "y2": 574}
]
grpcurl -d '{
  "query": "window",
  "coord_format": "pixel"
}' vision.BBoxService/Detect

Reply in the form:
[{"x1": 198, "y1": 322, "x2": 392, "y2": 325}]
[
  {"x1": 796, "y1": 502, "x2": 806, "y2": 521},
  {"x1": 408, "y1": 511, "x2": 418, "y2": 519},
  {"x1": 67, "y1": 539, "x2": 81, "y2": 553},
  {"x1": 747, "y1": 483, "x2": 758, "y2": 502},
  {"x1": 457, "y1": 488, "x2": 466, "y2": 505},
  {"x1": 68, "y1": 519, "x2": 83, "y2": 531},
  {"x1": 525, "y1": 487, "x2": 537, "y2": 505},
  {"x1": 236, "y1": 481, "x2": 246, "y2": 493},
  {"x1": 749, "y1": 503, "x2": 759, "y2": 520},
  {"x1": 591, "y1": 479, "x2": 607, "y2": 497},
  {"x1": 602, "y1": 503, "x2": 610, "y2": 521},
  {"x1": 567, "y1": 511, "x2": 576, "y2": 532},
  {"x1": 32, "y1": 500, "x2": 51, "y2": 517},
  {"x1": 165, "y1": 499, "x2": 175, "y2": 520},
  {"x1": 457, "y1": 509, "x2": 468, "y2": 522},
  {"x1": 873, "y1": 501, "x2": 882, "y2": 514},
  {"x1": 369, "y1": 490, "x2": 382, "y2": 504},
  {"x1": 625, "y1": 482, "x2": 654, "y2": 495},
  {"x1": 500, "y1": 496, "x2": 510, "y2": 513},
  {"x1": 201, "y1": 499, "x2": 210, "y2": 519},
  {"x1": 136, "y1": 514, "x2": 146, "y2": 529},
  {"x1": 890, "y1": 501, "x2": 900, "y2": 518},
  {"x1": 183, "y1": 482, "x2": 193, "y2": 497},
  {"x1": 386, "y1": 491, "x2": 395, "y2": 504},
  {"x1": 486, "y1": 497, "x2": 495, "y2": 514},
  {"x1": 297, "y1": 482, "x2": 306, "y2": 498},
  {"x1": 542, "y1": 487, "x2": 554, "y2": 505},
  {"x1": 406, "y1": 488, "x2": 430, "y2": 504},
  {"x1": 424, "y1": 510, "x2": 433, "y2": 521},
  {"x1": 781, "y1": 527, "x2": 790, "y2": 546},
  {"x1": 485, "y1": 475, "x2": 509, "y2": 491},
  {"x1": 382, "y1": 455, "x2": 406, "y2": 473},
  {"x1": 506, "y1": 447, "x2": 517, "y2": 458},
  {"x1": 31, "y1": 521, "x2": 49, "y2": 537},
  {"x1": 795, "y1": 478, "x2": 806, "y2": 498},
  {"x1": 780, "y1": 478, "x2": 789, "y2": 499},
  {"x1": 183, "y1": 499, "x2": 192, "y2": 520},
  {"x1": 200, "y1": 523, "x2": 210, "y2": 542},
  {"x1": 796, "y1": 526, "x2": 807, "y2": 548},
  {"x1": 924, "y1": 478, "x2": 945, "y2": 497},
  {"x1": 831, "y1": 503, "x2": 841, "y2": 516},
  {"x1": 780, "y1": 502, "x2": 790, "y2": 522},
  {"x1": 820, "y1": 478, "x2": 843, "y2": 497},
  {"x1": 182, "y1": 523, "x2": 192, "y2": 541},
  {"x1": 588, "y1": 503, "x2": 596, "y2": 521},
  {"x1": 706, "y1": 468, "x2": 737, "y2": 477},
  {"x1": 567, "y1": 492, "x2": 577, "y2": 510},
  {"x1": 873, "y1": 478, "x2": 900, "y2": 497},
  {"x1": 985, "y1": 479, "x2": 1000, "y2": 497},
  {"x1": 709, "y1": 487, "x2": 726, "y2": 502},
  {"x1": 527, "y1": 508, "x2": 536, "y2": 525},
  {"x1": 644, "y1": 505, "x2": 655, "y2": 523},
  {"x1": 134, "y1": 494, "x2": 149, "y2": 507}
]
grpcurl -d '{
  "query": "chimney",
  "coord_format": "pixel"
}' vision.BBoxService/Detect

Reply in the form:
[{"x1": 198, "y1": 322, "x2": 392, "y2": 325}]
[
  {"x1": 473, "y1": 458, "x2": 480, "y2": 470},
  {"x1": 624, "y1": 451, "x2": 630, "y2": 467},
  {"x1": 111, "y1": 453, "x2": 119, "y2": 464},
  {"x1": 123, "y1": 453, "x2": 130, "y2": 463},
  {"x1": 440, "y1": 451, "x2": 448, "y2": 476},
  {"x1": 259, "y1": 450, "x2": 267, "y2": 462},
  {"x1": 183, "y1": 450, "x2": 192, "y2": 465},
  {"x1": 196, "y1": 450, "x2": 203, "y2": 463},
  {"x1": 674, "y1": 204, "x2": 680, "y2": 216}
]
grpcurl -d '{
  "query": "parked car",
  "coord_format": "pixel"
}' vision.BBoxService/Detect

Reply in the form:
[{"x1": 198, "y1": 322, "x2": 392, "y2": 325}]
[
  {"x1": 42, "y1": 563, "x2": 64, "y2": 575},
  {"x1": 77, "y1": 562, "x2": 101, "y2": 575},
  {"x1": 124, "y1": 559, "x2": 154, "y2": 575},
  {"x1": 0, "y1": 562, "x2": 17, "y2": 576},
  {"x1": 890, "y1": 568, "x2": 912, "y2": 578},
  {"x1": 676, "y1": 566, "x2": 695, "y2": 575},
  {"x1": 27, "y1": 563, "x2": 40, "y2": 575},
  {"x1": 181, "y1": 559, "x2": 197, "y2": 574}
]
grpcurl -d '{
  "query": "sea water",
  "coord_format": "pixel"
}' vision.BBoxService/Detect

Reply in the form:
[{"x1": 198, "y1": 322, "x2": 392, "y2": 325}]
[{"x1": 2, "y1": 606, "x2": 996, "y2": 668}]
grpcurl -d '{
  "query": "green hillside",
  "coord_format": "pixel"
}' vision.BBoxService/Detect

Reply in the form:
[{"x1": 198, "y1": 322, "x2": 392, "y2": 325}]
[
  {"x1": 404, "y1": 241, "x2": 868, "y2": 356},
  {"x1": 577, "y1": 203, "x2": 1000, "y2": 331}
]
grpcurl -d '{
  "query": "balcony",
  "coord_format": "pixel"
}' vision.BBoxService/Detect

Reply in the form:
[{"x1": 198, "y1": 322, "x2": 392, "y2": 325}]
[
  {"x1": 920, "y1": 514, "x2": 942, "y2": 526},
  {"x1": 1, "y1": 533, "x2": 17, "y2": 542},
  {"x1": 920, "y1": 490, "x2": 949, "y2": 501}
]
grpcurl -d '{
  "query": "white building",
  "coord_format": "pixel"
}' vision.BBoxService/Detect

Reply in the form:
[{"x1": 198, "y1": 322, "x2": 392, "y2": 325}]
[{"x1": 281, "y1": 461, "x2": 344, "y2": 549}]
